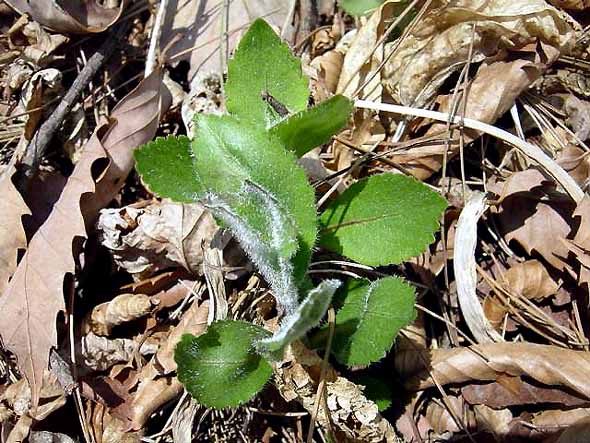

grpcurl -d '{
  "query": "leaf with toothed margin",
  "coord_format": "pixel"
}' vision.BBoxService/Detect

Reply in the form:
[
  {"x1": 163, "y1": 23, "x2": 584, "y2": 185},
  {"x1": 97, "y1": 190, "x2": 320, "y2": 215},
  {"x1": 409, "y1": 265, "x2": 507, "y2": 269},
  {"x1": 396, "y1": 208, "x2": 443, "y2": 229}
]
[
  {"x1": 192, "y1": 114, "x2": 317, "y2": 287},
  {"x1": 134, "y1": 135, "x2": 201, "y2": 203},
  {"x1": 331, "y1": 277, "x2": 416, "y2": 366},
  {"x1": 203, "y1": 188, "x2": 300, "y2": 315},
  {"x1": 318, "y1": 173, "x2": 447, "y2": 266},
  {"x1": 269, "y1": 95, "x2": 353, "y2": 157},
  {"x1": 175, "y1": 320, "x2": 272, "y2": 409},
  {"x1": 257, "y1": 279, "x2": 341, "y2": 358},
  {"x1": 225, "y1": 18, "x2": 309, "y2": 128}
]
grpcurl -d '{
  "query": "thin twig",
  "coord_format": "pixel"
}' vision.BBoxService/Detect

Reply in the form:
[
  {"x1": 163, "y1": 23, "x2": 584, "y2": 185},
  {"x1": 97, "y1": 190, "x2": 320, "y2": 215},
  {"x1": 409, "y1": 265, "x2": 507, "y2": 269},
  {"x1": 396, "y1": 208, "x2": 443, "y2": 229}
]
[
  {"x1": 307, "y1": 306, "x2": 336, "y2": 443},
  {"x1": 19, "y1": 23, "x2": 127, "y2": 187},
  {"x1": 145, "y1": 0, "x2": 169, "y2": 76},
  {"x1": 355, "y1": 99, "x2": 585, "y2": 202}
]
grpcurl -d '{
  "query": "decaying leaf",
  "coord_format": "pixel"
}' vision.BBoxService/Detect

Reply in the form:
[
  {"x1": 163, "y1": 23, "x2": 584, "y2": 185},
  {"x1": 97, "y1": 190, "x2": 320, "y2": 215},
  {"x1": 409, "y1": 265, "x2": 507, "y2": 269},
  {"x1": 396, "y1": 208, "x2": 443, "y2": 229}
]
[
  {"x1": 4, "y1": 0, "x2": 124, "y2": 34},
  {"x1": 98, "y1": 200, "x2": 218, "y2": 280},
  {"x1": 274, "y1": 341, "x2": 396, "y2": 442},
  {"x1": 128, "y1": 300, "x2": 209, "y2": 430},
  {"x1": 382, "y1": 0, "x2": 574, "y2": 107},
  {"x1": 0, "y1": 166, "x2": 29, "y2": 294},
  {"x1": 392, "y1": 53, "x2": 560, "y2": 179},
  {"x1": 162, "y1": 0, "x2": 292, "y2": 80},
  {"x1": 558, "y1": 144, "x2": 590, "y2": 186},
  {"x1": 491, "y1": 169, "x2": 575, "y2": 271},
  {"x1": 402, "y1": 342, "x2": 590, "y2": 401},
  {"x1": 502, "y1": 260, "x2": 559, "y2": 301},
  {"x1": 337, "y1": 2, "x2": 391, "y2": 100},
  {"x1": 461, "y1": 374, "x2": 589, "y2": 409},
  {"x1": 0, "y1": 70, "x2": 170, "y2": 408},
  {"x1": 82, "y1": 293, "x2": 154, "y2": 336},
  {"x1": 80, "y1": 333, "x2": 157, "y2": 372}
]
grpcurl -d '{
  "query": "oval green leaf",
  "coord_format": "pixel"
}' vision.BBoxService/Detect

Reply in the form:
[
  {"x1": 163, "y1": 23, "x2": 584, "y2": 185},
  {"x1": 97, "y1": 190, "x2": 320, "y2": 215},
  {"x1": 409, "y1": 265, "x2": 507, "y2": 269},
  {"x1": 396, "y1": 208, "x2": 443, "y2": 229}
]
[
  {"x1": 193, "y1": 114, "x2": 317, "y2": 285},
  {"x1": 318, "y1": 173, "x2": 447, "y2": 266},
  {"x1": 134, "y1": 135, "x2": 201, "y2": 203},
  {"x1": 225, "y1": 18, "x2": 309, "y2": 127},
  {"x1": 269, "y1": 95, "x2": 353, "y2": 157},
  {"x1": 332, "y1": 277, "x2": 416, "y2": 366},
  {"x1": 175, "y1": 320, "x2": 273, "y2": 409}
]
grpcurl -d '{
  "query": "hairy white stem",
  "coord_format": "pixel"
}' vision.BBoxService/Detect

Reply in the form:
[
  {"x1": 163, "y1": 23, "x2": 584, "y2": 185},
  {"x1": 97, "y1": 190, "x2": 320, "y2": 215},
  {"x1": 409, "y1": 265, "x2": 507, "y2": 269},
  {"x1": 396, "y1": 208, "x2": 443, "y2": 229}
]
[
  {"x1": 258, "y1": 279, "x2": 340, "y2": 355},
  {"x1": 202, "y1": 188, "x2": 299, "y2": 314}
]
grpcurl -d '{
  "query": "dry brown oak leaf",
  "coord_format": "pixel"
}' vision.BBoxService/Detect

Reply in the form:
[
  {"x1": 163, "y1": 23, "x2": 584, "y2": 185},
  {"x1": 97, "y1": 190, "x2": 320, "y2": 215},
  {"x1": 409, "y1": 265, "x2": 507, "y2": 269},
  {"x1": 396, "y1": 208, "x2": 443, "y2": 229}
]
[
  {"x1": 4, "y1": 0, "x2": 124, "y2": 34},
  {"x1": 0, "y1": 69, "x2": 170, "y2": 409},
  {"x1": 401, "y1": 342, "x2": 590, "y2": 401},
  {"x1": 0, "y1": 165, "x2": 29, "y2": 294}
]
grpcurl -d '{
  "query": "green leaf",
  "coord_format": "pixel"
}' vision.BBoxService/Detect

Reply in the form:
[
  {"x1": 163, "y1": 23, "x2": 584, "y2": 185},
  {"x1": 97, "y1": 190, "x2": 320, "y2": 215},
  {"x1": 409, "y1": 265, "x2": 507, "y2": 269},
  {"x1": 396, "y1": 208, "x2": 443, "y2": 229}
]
[
  {"x1": 340, "y1": 0, "x2": 385, "y2": 16},
  {"x1": 352, "y1": 375, "x2": 392, "y2": 411},
  {"x1": 134, "y1": 135, "x2": 201, "y2": 203},
  {"x1": 258, "y1": 279, "x2": 340, "y2": 357},
  {"x1": 225, "y1": 18, "x2": 309, "y2": 127},
  {"x1": 319, "y1": 173, "x2": 447, "y2": 266},
  {"x1": 332, "y1": 277, "x2": 416, "y2": 366},
  {"x1": 192, "y1": 114, "x2": 317, "y2": 287},
  {"x1": 269, "y1": 96, "x2": 353, "y2": 157},
  {"x1": 175, "y1": 320, "x2": 273, "y2": 409}
]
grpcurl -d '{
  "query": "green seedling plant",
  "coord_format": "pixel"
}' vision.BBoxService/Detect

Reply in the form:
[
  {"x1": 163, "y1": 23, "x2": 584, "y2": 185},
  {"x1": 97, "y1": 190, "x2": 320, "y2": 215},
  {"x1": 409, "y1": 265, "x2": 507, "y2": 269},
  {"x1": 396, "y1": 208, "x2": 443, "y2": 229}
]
[{"x1": 134, "y1": 18, "x2": 447, "y2": 409}]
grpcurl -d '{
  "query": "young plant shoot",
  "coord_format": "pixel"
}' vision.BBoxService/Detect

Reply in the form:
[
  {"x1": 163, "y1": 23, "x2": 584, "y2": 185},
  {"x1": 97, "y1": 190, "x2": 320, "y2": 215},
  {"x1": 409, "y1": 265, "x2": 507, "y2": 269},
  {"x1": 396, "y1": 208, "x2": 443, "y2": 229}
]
[{"x1": 135, "y1": 18, "x2": 446, "y2": 409}]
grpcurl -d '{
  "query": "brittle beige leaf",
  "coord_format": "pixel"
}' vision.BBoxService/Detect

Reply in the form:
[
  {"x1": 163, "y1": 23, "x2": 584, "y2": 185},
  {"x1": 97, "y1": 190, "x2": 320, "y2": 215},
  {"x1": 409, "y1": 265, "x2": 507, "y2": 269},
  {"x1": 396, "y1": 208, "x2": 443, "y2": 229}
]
[
  {"x1": 392, "y1": 55, "x2": 558, "y2": 179},
  {"x1": 502, "y1": 260, "x2": 559, "y2": 301},
  {"x1": 0, "y1": 70, "x2": 169, "y2": 408},
  {"x1": 402, "y1": 342, "x2": 590, "y2": 401},
  {"x1": 82, "y1": 293, "x2": 154, "y2": 336},
  {"x1": 4, "y1": 0, "x2": 124, "y2": 34},
  {"x1": 129, "y1": 300, "x2": 209, "y2": 430},
  {"x1": 461, "y1": 374, "x2": 589, "y2": 409},
  {"x1": 491, "y1": 170, "x2": 575, "y2": 271},
  {"x1": 0, "y1": 166, "x2": 29, "y2": 294},
  {"x1": 98, "y1": 200, "x2": 218, "y2": 280},
  {"x1": 274, "y1": 342, "x2": 396, "y2": 442},
  {"x1": 382, "y1": 0, "x2": 574, "y2": 107},
  {"x1": 162, "y1": 0, "x2": 291, "y2": 80}
]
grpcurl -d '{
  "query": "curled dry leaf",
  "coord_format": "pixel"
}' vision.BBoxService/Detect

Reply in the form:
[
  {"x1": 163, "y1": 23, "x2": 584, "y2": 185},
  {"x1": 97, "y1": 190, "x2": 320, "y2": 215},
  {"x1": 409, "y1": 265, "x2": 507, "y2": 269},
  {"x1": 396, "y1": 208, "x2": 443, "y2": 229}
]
[
  {"x1": 310, "y1": 49, "x2": 344, "y2": 94},
  {"x1": 0, "y1": 70, "x2": 170, "y2": 408},
  {"x1": 162, "y1": 0, "x2": 291, "y2": 80},
  {"x1": 0, "y1": 166, "x2": 29, "y2": 294},
  {"x1": 382, "y1": 0, "x2": 574, "y2": 108},
  {"x1": 4, "y1": 0, "x2": 124, "y2": 34},
  {"x1": 564, "y1": 96, "x2": 590, "y2": 142},
  {"x1": 337, "y1": 2, "x2": 390, "y2": 100},
  {"x1": 16, "y1": 21, "x2": 69, "y2": 66},
  {"x1": 127, "y1": 300, "x2": 209, "y2": 430},
  {"x1": 98, "y1": 200, "x2": 218, "y2": 280},
  {"x1": 274, "y1": 342, "x2": 396, "y2": 442},
  {"x1": 502, "y1": 260, "x2": 559, "y2": 302},
  {"x1": 392, "y1": 52, "x2": 559, "y2": 179},
  {"x1": 1, "y1": 369, "x2": 65, "y2": 422},
  {"x1": 491, "y1": 169, "x2": 575, "y2": 272},
  {"x1": 401, "y1": 342, "x2": 590, "y2": 402},
  {"x1": 80, "y1": 333, "x2": 157, "y2": 372},
  {"x1": 557, "y1": 145, "x2": 590, "y2": 187},
  {"x1": 461, "y1": 374, "x2": 589, "y2": 409},
  {"x1": 82, "y1": 293, "x2": 154, "y2": 336},
  {"x1": 419, "y1": 395, "x2": 512, "y2": 439}
]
